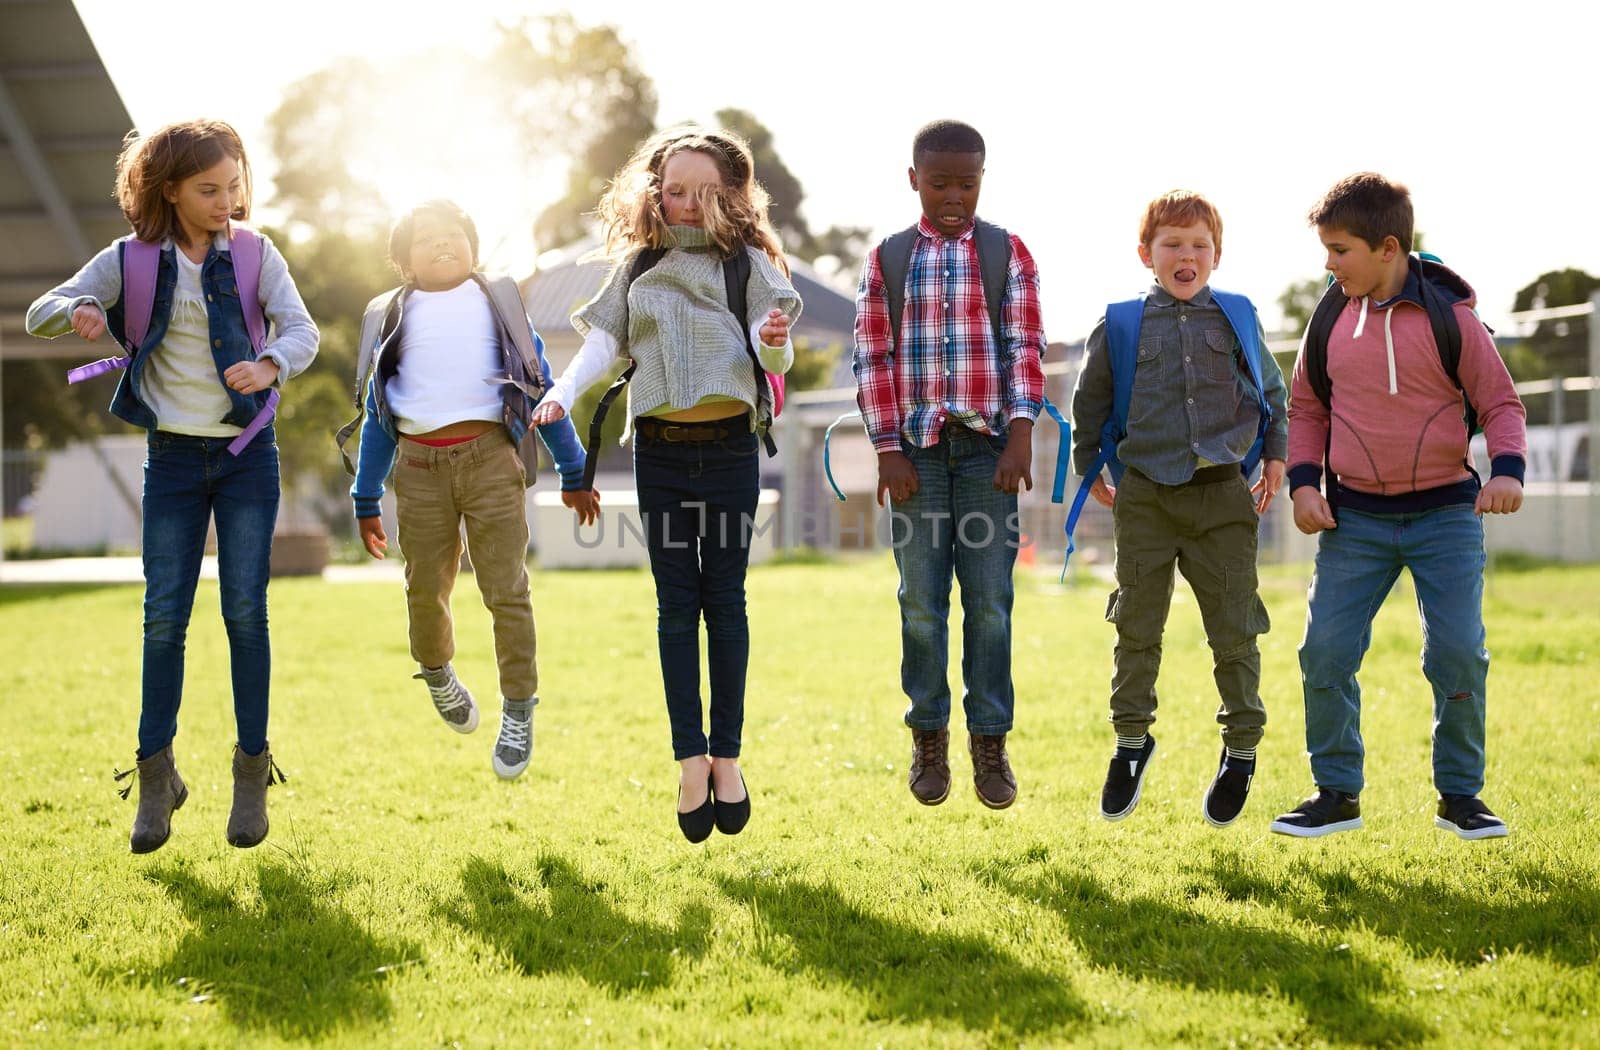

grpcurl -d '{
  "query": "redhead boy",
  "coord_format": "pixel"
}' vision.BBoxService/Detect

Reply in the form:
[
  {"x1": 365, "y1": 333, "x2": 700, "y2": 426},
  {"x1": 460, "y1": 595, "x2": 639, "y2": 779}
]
[{"x1": 1071, "y1": 190, "x2": 1287, "y2": 828}]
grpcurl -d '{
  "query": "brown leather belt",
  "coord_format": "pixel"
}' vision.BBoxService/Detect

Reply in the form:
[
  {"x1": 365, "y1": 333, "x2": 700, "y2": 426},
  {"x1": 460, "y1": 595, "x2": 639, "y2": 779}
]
[{"x1": 636, "y1": 415, "x2": 746, "y2": 443}]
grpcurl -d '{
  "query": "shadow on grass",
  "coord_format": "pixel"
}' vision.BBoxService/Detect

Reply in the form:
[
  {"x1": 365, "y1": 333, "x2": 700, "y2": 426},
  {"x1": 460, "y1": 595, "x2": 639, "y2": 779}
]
[
  {"x1": 134, "y1": 861, "x2": 420, "y2": 1040},
  {"x1": 985, "y1": 864, "x2": 1432, "y2": 1047},
  {"x1": 437, "y1": 854, "x2": 712, "y2": 994},
  {"x1": 1202, "y1": 850, "x2": 1600, "y2": 968},
  {"x1": 716, "y1": 873, "x2": 1085, "y2": 1037}
]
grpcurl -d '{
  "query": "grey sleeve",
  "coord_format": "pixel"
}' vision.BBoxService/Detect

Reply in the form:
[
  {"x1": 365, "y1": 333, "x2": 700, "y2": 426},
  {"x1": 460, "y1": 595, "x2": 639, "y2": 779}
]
[
  {"x1": 255, "y1": 233, "x2": 320, "y2": 385},
  {"x1": 1071, "y1": 319, "x2": 1114, "y2": 476},
  {"x1": 570, "y1": 253, "x2": 634, "y2": 343},
  {"x1": 745, "y1": 246, "x2": 802, "y2": 329},
  {"x1": 24, "y1": 242, "x2": 123, "y2": 338}
]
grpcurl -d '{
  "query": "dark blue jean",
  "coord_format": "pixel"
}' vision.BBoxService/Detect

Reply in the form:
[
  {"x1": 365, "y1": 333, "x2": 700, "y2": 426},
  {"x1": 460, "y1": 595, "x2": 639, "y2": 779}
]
[
  {"x1": 890, "y1": 425, "x2": 1019, "y2": 734},
  {"x1": 139, "y1": 428, "x2": 279, "y2": 758},
  {"x1": 1298, "y1": 504, "x2": 1489, "y2": 795},
  {"x1": 634, "y1": 421, "x2": 761, "y2": 760}
]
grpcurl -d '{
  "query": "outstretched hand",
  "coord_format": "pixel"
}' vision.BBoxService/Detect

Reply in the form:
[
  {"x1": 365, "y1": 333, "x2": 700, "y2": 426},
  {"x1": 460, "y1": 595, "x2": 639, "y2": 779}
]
[{"x1": 1252, "y1": 459, "x2": 1286, "y2": 515}]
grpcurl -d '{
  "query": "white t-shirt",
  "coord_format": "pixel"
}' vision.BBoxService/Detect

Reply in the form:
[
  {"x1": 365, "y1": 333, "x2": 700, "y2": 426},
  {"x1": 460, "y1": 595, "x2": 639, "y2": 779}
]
[
  {"x1": 142, "y1": 250, "x2": 237, "y2": 435},
  {"x1": 386, "y1": 280, "x2": 505, "y2": 434}
]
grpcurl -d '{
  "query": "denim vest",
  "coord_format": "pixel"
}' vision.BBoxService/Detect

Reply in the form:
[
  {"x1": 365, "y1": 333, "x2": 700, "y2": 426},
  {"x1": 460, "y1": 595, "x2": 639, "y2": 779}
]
[{"x1": 107, "y1": 239, "x2": 272, "y2": 431}]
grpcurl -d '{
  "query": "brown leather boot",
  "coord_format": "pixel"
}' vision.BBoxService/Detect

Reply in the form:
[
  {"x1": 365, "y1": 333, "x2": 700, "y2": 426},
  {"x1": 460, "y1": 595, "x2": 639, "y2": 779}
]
[
  {"x1": 969, "y1": 732, "x2": 1017, "y2": 810},
  {"x1": 226, "y1": 743, "x2": 285, "y2": 849},
  {"x1": 908, "y1": 727, "x2": 951, "y2": 805},
  {"x1": 117, "y1": 745, "x2": 188, "y2": 854}
]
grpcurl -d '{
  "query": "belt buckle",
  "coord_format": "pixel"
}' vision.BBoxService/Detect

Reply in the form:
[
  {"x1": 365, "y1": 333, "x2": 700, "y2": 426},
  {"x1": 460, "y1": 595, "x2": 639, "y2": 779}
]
[{"x1": 661, "y1": 423, "x2": 687, "y2": 442}]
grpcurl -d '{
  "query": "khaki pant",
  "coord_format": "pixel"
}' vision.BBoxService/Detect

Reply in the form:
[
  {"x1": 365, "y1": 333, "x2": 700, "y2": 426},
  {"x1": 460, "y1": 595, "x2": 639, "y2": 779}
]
[
  {"x1": 393, "y1": 429, "x2": 536, "y2": 700},
  {"x1": 1106, "y1": 465, "x2": 1269, "y2": 749}
]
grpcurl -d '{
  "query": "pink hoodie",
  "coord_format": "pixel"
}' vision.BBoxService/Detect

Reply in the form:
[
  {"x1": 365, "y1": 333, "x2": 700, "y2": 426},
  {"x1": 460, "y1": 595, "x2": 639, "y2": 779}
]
[{"x1": 1288, "y1": 280, "x2": 1525, "y2": 496}]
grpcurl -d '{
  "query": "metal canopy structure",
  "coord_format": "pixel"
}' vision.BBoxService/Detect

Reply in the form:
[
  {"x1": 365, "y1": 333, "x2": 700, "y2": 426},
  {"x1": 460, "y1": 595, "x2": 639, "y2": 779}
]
[{"x1": 1, "y1": 0, "x2": 133, "y2": 358}]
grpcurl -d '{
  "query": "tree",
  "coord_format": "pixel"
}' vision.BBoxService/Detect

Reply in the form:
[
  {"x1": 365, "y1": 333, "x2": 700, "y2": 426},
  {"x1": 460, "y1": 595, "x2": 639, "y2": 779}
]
[
  {"x1": 1276, "y1": 277, "x2": 1324, "y2": 337},
  {"x1": 1507, "y1": 268, "x2": 1597, "y2": 381},
  {"x1": 492, "y1": 15, "x2": 659, "y2": 251},
  {"x1": 713, "y1": 108, "x2": 870, "y2": 276}
]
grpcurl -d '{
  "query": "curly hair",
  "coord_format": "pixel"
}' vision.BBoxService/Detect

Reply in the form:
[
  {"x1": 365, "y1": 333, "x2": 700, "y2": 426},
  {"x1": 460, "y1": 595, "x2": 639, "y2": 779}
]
[
  {"x1": 114, "y1": 119, "x2": 252, "y2": 246},
  {"x1": 593, "y1": 125, "x2": 789, "y2": 274}
]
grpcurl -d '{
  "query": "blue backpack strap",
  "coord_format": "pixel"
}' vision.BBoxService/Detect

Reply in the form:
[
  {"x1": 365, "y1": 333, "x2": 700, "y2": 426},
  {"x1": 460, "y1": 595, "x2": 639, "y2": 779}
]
[
  {"x1": 1060, "y1": 297, "x2": 1145, "y2": 575},
  {"x1": 1211, "y1": 289, "x2": 1270, "y2": 476}
]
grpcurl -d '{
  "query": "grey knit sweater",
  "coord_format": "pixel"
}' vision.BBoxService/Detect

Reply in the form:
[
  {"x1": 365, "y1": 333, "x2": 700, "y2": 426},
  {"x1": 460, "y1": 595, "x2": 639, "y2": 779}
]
[{"x1": 571, "y1": 227, "x2": 801, "y2": 425}]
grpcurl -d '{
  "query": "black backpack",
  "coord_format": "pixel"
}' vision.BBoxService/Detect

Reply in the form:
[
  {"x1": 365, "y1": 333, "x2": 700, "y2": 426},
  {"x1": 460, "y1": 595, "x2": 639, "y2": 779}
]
[
  {"x1": 581, "y1": 248, "x2": 775, "y2": 491},
  {"x1": 1301, "y1": 253, "x2": 1489, "y2": 435}
]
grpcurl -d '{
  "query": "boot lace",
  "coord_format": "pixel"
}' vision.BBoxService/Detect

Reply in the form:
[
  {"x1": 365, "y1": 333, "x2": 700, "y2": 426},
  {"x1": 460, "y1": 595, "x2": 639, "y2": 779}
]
[
  {"x1": 113, "y1": 765, "x2": 135, "y2": 800},
  {"x1": 971, "y1": 735, "x2": 1008, "y2": 775}
]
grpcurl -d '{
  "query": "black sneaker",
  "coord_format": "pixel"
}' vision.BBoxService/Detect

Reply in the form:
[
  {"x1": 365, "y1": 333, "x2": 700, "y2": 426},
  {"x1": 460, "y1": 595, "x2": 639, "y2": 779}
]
[
  {"x1": 1435, "y1": 794, "x2": 1509, "y2": 840},
  {"x1": 1100, "y1": 735, "x2": 1155, "y2": 821},
  {"x1": 1270, "y1": 787, "x2": 1362, "y2": 837},
  {"x1": 1202, "y1": 749, "x2": 1254, "y2": 828}
]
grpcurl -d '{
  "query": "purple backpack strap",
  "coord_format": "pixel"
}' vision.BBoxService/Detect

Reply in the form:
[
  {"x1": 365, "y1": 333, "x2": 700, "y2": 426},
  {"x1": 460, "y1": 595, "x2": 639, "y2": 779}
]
[
  {"x1": 229, "y1": 227, "x2": 266, "y2": 355},
  {"x1": 66, "y1": 237, "x2": 158, "y2": 384},
  {"x1": 122, "y1": 238, "x2": 160, "y2": 353},
  {"x1": 224, "y1": 227, "x2": 278, "y2": 456}
]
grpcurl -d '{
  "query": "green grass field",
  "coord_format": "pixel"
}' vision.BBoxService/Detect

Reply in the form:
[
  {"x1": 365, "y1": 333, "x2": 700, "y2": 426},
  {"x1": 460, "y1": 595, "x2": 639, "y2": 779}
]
[{"x1": 2, "y1": 557, "x2": 1596, "y2": 1048}]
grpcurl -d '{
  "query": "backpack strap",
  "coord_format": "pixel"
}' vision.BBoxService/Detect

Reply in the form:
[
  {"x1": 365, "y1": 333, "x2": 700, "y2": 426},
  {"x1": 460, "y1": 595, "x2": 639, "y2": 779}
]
[
  {"x1": 222, "y1": 226, "x2": 277, "y2": 456},
  {"x1": 580, "y1": 248, "x2": 666, "y2": 492},
  {"x1": 482, "y1": 274, "x2": 546, "y2": 397},
  {"x1": 336, "y1": 286, "x2": 406, "y2": 475},
  {"x1": 122, "y1": 238, "x2": 161, "y2": 355},
  {"x1": 722, "y1": 249, "x2": 778, "y2": 457},
  {"x1": 1211, "y1": 289, "x2": 1271, "y2": 477},
  {"x1": 229, "y1": 227, "x2": 266, "y2": 355},
  {"x1": 879, "y1": 225, "x2": 921, "y2": 352}
]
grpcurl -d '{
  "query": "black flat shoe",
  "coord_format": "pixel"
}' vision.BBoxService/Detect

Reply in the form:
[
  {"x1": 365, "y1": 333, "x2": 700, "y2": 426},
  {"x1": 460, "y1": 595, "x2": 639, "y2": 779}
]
[
  {"x1": 677, "y1": 770, "x2": 715, "y2": 843},
  {"x1": 713, "y1": 769, "x2": 750, "y2": 836}
]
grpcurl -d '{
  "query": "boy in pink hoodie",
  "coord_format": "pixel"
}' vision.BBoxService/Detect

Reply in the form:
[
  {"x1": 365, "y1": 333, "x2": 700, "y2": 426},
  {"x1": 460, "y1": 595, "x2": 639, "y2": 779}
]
[{"x1": 1271, "y1": 173, "x2": 1526, "y2": 841}]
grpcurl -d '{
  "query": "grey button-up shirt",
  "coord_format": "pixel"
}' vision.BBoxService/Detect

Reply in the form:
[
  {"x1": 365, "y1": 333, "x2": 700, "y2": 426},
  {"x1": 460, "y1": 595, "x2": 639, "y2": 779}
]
[{"x1": 1071, "y1": 284, "x2": 1288, "y2": 485}]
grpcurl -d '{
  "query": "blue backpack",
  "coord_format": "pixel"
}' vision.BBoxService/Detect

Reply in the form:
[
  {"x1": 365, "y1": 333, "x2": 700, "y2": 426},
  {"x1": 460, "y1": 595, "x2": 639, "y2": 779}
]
[{"x1": 1061, "y1": 290, "x2": 1271, "y2": 566}]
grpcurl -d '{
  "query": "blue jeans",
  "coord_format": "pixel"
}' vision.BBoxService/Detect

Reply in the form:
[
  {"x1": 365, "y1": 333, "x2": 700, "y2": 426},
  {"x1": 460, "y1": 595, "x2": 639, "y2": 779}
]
[
  {"x1": 634, "y1": 420, "x2": 761, "y2": 760},
  {"x1": 139, "y1": 428, "x2": 279, "y2": 759},
  {"x1": 890, "y1": 426, "x2": 1019, "y2": 734},
  {"x1": 1298, "y1": 504, "x2": 1489, "y2": 795}
]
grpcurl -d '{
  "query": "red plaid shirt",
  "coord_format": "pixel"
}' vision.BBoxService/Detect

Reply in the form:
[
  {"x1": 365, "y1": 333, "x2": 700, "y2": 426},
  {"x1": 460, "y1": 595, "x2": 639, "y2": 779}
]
[{"x1": 852, "y1": 218, "x2": 1045, "y2": 452}]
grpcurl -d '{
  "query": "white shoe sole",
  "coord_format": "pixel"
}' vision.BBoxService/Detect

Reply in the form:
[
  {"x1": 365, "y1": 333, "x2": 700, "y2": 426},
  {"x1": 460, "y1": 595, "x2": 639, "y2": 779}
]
[
  {"x1": 1100, "y1": 747, "x2": 1153, "y2": 821},
  {"x1": 1435, "y1": 816, "x2": 1509, "y2": 839},
  {"x1": 1270, "y1": 815, "x2": 1363, "y2": 837},
  {"x1": 443, "y1": 705, "x2": 479, "y2": 734},
  {"x1": 492, "y1": 756, "x2": 529, "y2": 779},
  {"x1": 1202, "y1": 791, "x2": 1244, "y2": 829}
]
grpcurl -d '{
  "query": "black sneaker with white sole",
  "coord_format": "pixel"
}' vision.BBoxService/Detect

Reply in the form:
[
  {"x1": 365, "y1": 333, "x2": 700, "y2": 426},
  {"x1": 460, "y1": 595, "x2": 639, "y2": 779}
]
[
  {"x1": 1100, "y1": 735, "x2": 1155, "y2": 821},
  {"x1": 1435, "y1": 794, "x2": 1508, "y2": 839},
  {"x1": 1270, "y1": 787, "x2": 1362, "y2": 837},
  {"x1": 1202, "y1": 749, "x2": 1254, "y2": 828}
]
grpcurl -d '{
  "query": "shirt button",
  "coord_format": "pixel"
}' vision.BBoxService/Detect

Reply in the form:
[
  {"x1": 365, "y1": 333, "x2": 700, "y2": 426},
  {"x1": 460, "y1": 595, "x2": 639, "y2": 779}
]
[
  {"x1": 214, "y1": 339, "x2": 222, "y2": 348},
  {"x1": 1180, "y1": 314, "x2": 1188, "y2": 323},
  {"x1": 1185, "y1": 355, "x2": 1191, "y2": 362},
  {"x1": 944, "y1": 270, "x2": 951, "y2": 277},
  {"x1": 1187, "y1": 398, "x2": 1194, "y2": 404},
  {"x1": 944, "y1": 337, "x2": 950, "y2": 344},
  {"x1": 943, "y1": 302, "x2": 949, "y2": 309},
  {"x1": 1192, "y1": 442, "x2": 1200, "y2": 450},
  {"x1": 207, "y1": 294, "x2": 214, "y2": 302}
]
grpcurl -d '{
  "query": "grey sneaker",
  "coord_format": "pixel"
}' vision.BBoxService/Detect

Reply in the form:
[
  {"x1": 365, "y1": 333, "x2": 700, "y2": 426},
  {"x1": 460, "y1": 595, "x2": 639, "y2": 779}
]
[
  {"x1": 415, "y1": 663, "x2": 478, "y2": 733},
  {"x1": 493, "y1": 697, "x2": 535, "y2": 779}
]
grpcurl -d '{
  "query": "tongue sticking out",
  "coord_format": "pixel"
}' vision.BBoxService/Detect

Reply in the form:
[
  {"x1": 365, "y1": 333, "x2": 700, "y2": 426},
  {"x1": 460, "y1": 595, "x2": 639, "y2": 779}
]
[{"x1": 1175, "y1": 268, "x2": 1197, "y2": 283}]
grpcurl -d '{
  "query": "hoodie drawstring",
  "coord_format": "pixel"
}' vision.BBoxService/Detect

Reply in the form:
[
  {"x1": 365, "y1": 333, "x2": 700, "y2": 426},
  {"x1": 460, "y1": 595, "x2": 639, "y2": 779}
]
[
  {"x1": 1351, "y1": 296, "x2": 1399, "y2": 396},
  {"x1": 1383, "y1": 308, "x2": 1397, "y2": 395}
]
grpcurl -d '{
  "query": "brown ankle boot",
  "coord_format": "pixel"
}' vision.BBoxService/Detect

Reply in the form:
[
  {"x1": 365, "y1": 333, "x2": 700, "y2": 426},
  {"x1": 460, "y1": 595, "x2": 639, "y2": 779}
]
[
  {"x1": 116, "y1": 745, "x2": 188, "y2": 854},
  {"x1": 908, "y1": 727, "x2": 951, "y2": 805},
  {"x1": 969, "y1": 732, "x2": 1017, "y2": 810},
  {"x1": 226, "y1": 743, "x2": 285, "y2": 849}
]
